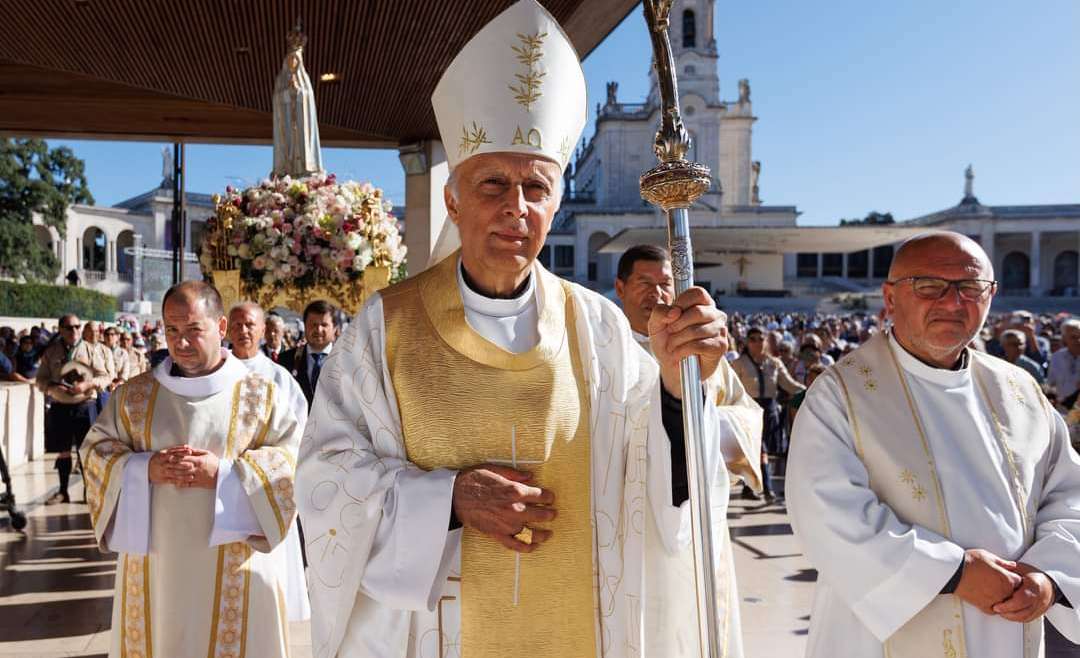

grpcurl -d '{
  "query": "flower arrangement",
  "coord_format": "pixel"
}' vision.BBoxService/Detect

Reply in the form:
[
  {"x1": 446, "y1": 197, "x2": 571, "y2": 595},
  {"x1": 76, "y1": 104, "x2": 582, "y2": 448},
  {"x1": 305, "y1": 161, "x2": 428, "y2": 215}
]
[{"x1": 200, "y1": 172, "x2": 405, "y2": 292}]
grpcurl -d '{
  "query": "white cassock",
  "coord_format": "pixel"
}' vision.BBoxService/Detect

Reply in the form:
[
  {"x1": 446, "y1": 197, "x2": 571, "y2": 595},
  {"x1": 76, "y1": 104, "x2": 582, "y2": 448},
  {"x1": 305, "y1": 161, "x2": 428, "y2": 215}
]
[
  {"x1": 629, "y1": 331, "x2": 764, "y2": 658},
  {"x1": 237, "y1": 350, "x2": 312, "y2": 621},
  {"x1": 296, "y1": 254, "x2": 761, "y2": 658},
  {"x1": 788, "y1": 331, "x2": 1080, "y2": 658},
  {"x1": 81, "y1": 350, "x2": 302, "y2": 658}
]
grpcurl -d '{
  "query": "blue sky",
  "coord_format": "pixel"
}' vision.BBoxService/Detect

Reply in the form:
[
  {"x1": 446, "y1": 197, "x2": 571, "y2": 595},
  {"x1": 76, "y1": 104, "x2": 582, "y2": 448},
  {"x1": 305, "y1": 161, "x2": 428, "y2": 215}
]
[{"x1": 52, "y1": 0, "x2": 1078, "y2": 226}]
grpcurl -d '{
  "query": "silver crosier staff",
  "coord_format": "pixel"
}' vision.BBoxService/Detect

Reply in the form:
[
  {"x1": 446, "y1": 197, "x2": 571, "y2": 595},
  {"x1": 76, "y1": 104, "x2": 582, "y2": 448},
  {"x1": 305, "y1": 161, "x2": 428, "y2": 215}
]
[{"x1": 640, "y1": 2, "x2": 722, "y2": 656}]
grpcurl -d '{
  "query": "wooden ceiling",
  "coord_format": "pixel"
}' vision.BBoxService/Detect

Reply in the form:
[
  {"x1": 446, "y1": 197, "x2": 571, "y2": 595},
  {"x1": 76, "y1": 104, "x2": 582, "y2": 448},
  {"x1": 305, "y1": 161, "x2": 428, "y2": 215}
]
[{"x1": 0, "y1": 0, "x2": 638, "y2": 147}]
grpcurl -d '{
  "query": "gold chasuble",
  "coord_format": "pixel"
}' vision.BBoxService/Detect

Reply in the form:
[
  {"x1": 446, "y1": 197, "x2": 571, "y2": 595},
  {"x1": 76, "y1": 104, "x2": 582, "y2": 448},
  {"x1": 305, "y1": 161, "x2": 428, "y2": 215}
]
[{"x1": 381, "y1": 253, "x2": 597, "y2": 658}]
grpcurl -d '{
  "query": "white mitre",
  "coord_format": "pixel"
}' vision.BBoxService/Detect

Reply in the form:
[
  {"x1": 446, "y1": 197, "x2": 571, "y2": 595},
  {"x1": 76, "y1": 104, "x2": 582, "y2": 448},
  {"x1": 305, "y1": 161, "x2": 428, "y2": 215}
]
[{"x1": 428, "y1": 0, "x2": 587, "y2": 263}]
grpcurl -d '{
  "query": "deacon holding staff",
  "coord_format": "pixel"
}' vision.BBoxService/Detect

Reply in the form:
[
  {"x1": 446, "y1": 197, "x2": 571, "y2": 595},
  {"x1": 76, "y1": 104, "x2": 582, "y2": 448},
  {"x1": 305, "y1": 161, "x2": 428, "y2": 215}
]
[
  {"x1": 788, "y1": 231, "x2": 1080, "y2": 657},
  {"x1": 81, "y1": 282, "x2": 302, "y2": 658},
  {"x1": 298, "y1": 2, "x2": 756, "y2": 656}
]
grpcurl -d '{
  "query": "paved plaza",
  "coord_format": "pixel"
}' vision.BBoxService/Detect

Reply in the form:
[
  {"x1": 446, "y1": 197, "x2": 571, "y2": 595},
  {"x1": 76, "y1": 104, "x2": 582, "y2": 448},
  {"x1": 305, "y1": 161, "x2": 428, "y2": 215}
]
[{"x1": 0, "y1": 457, "x2": 813, "y2": 658}]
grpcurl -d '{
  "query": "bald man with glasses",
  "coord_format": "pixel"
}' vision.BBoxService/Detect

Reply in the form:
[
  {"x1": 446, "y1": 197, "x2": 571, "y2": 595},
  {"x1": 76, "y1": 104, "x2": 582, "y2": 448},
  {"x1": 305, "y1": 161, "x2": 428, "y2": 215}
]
[{"x1": 789, "y1": 230, "x2": 1080, "y2": 658}]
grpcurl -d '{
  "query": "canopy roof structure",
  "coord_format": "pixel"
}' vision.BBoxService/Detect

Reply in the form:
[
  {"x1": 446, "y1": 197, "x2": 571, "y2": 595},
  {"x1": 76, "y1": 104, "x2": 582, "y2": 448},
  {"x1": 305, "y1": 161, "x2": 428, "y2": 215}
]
[
  {"x1": 0, "y1": 0, "x2": 636, "y2": 146},
  {"x1": 599, "y1": 226, "x2": 929, "y2": 256}
]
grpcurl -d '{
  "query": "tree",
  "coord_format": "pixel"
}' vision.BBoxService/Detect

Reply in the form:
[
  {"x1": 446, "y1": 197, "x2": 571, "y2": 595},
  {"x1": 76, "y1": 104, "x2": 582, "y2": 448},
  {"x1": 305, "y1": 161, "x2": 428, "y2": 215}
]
[
  {"x1": 840, "y1": 211, "x2": 895, "y2": 226},
  {"x1": 0, "y1": 138, "x2": 93, "y2": 282}
]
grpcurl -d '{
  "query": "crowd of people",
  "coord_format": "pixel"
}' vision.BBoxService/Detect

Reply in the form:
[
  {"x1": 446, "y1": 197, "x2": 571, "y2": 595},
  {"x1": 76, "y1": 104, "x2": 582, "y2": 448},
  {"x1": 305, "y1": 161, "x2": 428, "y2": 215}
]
[{"x1": 712, "y1": 306, "x2": 1080, "y2": 504}]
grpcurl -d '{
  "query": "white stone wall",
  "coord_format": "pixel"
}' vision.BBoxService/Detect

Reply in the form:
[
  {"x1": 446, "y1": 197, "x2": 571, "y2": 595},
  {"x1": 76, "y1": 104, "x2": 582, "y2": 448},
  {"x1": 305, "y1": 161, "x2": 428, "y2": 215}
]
[{"x1": 697, "y1": 253, "x2": 784, "y2": 295}]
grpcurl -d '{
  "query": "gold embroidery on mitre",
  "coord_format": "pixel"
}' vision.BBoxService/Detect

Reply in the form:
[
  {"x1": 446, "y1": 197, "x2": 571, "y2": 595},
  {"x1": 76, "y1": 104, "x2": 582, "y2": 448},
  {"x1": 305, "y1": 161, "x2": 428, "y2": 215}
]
[
  {"x1": 509, "y1": 31, "x2": 547, "y2": 110},
  {"x1": 511, "y1": 126, "x2": 543, "y2": 148},
  {"x1": 459, "y1": 121, "x2": 492, "y2": 156}
]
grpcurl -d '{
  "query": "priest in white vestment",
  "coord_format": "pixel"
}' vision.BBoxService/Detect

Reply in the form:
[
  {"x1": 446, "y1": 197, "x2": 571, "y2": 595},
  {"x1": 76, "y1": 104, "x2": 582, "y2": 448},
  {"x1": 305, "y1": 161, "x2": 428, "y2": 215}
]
[
  {"x1": 788, "y1": 231, "x2": 1080, "y2": 658},
  {"x1": 228, "y1": 301, "x2": 311, "y2": 621},
  {"x1": 81, "y1": 282, "x2": 302, "y2": 658},
  {"x1": 613, "y1": 243, "x2": 764, "y2": 657},
  {"x1": 296, "y1": 2, "x2": 756, "y2": 657}
]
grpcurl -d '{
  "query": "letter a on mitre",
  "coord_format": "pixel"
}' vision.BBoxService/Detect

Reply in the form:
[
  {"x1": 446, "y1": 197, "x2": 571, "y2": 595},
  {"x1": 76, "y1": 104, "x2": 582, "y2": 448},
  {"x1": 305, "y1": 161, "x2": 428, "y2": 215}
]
[{"x1": 431, "y1": 0, "x2": 587, "y2": 172}]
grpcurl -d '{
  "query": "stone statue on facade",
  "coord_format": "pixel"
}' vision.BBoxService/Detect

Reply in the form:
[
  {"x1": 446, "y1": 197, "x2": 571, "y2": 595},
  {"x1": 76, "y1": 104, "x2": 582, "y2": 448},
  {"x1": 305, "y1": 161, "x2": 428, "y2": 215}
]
[
  {"x1": 606, "y1": 81, "x2": 619, "y2": 106},
  {"x1": 272, "y1": 22, "x2": 323, "y2": 179},
  {"x1": 738, "y1": 78, "x2": 751, "y2": 104},
  {"x1": 751, "y1": 160, "x2": 761, "y2": 205},
  {"x1": 964, "y1": 163, "x2": 975, "y2": 198},
  {"x1": 161, "y1": 146, "x2": 174, "y2": 184}
]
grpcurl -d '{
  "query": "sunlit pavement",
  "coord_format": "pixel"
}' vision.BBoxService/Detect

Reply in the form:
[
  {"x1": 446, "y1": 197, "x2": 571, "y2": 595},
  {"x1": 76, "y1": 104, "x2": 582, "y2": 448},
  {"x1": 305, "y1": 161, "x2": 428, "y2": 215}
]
[{"x1": 0, "y1": 457, "x2": 813, "y2": 657}]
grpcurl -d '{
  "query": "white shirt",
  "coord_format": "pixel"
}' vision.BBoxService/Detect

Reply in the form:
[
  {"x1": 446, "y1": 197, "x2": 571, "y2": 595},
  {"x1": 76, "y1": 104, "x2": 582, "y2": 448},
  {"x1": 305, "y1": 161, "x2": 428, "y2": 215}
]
[{"x1": 1047, "y1": 347, "x2": 1080, "y2": 403}]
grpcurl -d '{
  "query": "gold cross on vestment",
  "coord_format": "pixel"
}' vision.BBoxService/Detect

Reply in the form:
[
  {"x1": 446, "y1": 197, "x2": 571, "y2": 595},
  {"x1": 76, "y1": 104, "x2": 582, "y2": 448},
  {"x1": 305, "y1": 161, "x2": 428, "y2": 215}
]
[{"x1": 485, "y1": 426, "x2": 543, "y2": 607}]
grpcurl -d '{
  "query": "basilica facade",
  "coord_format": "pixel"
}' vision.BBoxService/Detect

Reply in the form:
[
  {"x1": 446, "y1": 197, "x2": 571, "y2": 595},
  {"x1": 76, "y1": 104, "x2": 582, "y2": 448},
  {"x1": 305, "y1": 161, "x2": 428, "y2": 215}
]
[{"x1": 545, "y1": 0, "x2": 800, "y2": 295}]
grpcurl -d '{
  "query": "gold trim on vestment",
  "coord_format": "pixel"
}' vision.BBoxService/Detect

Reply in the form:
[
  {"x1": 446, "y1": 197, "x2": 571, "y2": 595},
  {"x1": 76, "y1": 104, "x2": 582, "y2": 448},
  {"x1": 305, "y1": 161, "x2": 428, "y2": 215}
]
[
  {"x1": 143, "y1": 383, "x2": 158, "y2": 450},
  {"x1": 121, "y1": 553, "x2": 152, "y2": 658},
  {"x1": 973, "y1": 370, "x2": 1033, "y2": 539},
  {"x1": 240, "y1": 451, "x2": 289, "y2": 538},
  {"x1": 382, "y1": 252, "x2": 597, "y2": 658},
  {"x1": 206, "y1": 543, "x2": 252, "y2": 658},
  {"x1": 226, "y1": 382, "x2": 242, "y2": 459},
  {"x1": 143, "y1": 554, "x2": 153, "y2": 657},
  {"x1": 84, "y1": 439, "x2": 125, "y2": 528},
  {"x1": 413, "y1": 250, "x2": 566, "y2": 371},
  {"x1": 884, "y1": 341, "x2": 952, "y2": 536}
]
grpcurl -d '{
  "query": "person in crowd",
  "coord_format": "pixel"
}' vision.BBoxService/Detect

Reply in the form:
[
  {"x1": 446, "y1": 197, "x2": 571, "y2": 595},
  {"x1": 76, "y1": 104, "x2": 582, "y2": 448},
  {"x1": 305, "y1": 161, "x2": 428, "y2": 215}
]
[
  {"x1": 36, "y1": 314, "x2": 112, "y2": 504},
  {"x1": 999, "y1": 328, "x2": 1046, "y2": 384},
  {"x1": 732, "y1": 325, "x2": 805, "y2": 501},
  {"x1": 280, "y1": 300, "x2": 339, "y2": 409},
  {"x1": 10, "y1": 333, "x2": 42, "y2": 382},
  {"x1": 794, "y1": 333, "x2": 834, "y2": 384},
  {"x1": 0, "y1": 338, "x2": 14, "y2": 381},
  {"x1": 262, "y1": 312, "x2": 286, "y2": 362},
  {"x1": 788, "y1": 231, "x2": 1080, "y2": 657},
  {"x1": 120, "y1": 330, "x2": 148, "y2": 376},
  {"x1": 103, "y1": 325, "x2": 131, "y2": 383},
  {"x1": 1047, "y1": 319, "x2": 1080, "y2": 409}
]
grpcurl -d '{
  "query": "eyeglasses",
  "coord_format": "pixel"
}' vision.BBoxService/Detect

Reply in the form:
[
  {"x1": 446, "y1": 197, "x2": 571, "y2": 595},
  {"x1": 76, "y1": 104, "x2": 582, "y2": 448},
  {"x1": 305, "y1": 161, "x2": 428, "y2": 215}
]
[{"x1": 887, "y1": 276, "x2": 997, "y2": 301}]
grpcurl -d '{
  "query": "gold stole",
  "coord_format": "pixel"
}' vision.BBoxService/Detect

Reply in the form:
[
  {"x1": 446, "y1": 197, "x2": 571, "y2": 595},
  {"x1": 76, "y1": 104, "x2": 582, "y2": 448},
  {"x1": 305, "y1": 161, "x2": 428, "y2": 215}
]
[
  {"x1": 382, "y1": 253, "x2": 597, "y2": 658},
  {"x1": 835, "y1": 333, "x2": 1048, "y2": 658}
]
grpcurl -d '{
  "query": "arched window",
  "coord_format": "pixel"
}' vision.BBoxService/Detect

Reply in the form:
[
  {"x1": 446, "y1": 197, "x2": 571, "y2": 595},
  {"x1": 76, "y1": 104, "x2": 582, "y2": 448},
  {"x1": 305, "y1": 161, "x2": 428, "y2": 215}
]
[
  {"x1": 1053, "y1": 250, "x2": 1078, "y2": 292},
  {"x1": 684, "y1": 64, "x2": 696, "y2": 76},
  {"x1": 83, "y1": 226, "x2": 107, "y2": 272},
  {"x1": 682, "y1": 10, "x2": 696, "y2": 49},
  {"x1": 1001, "y1": 251, "x2": 1030, "y2": 290},
  {"x1": 117, "y1": 230, "x2": 136, "y2": 275}
]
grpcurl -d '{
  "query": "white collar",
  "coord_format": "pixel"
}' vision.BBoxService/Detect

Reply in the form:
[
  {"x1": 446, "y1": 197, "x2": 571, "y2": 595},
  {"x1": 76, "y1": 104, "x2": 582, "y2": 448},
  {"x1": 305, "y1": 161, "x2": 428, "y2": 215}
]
[
  {"x1": 457, "y1": 258, "x2": 536, "y2": 318},
  {"x1": 632, "y1": 330, "x2": 650, "y2": 345},
  {"x1": 153, "y1": 349, "x2": 249, "y2": 397},
  {"x1": 235, "y1": 351, "x2": 268, "y2": 367},
  {"x1": 887, "y1": 331, "x2": 970, "y2": 388}
]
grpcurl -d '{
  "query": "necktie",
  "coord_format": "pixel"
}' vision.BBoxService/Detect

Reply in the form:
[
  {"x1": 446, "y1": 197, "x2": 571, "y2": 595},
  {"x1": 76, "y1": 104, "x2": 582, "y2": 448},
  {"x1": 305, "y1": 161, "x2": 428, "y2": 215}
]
[{"x1": 311, "y1": 352, "x2": 325, "y2": 391}]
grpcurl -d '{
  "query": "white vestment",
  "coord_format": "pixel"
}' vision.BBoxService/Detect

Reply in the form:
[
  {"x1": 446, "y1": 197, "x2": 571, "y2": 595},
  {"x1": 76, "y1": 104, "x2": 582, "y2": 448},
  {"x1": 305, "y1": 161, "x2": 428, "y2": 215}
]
[
  {"x1": 297, "y1": 256, "x2": 761, "y2": 658},
  {"x1": 789, "y1": 332, "x2": 1080, "y2": 658},
  {"x1": 81, "y1": 351, "x2": 302, "y2": 658},
  {"x1": 237, "y1": 351, "x2": 312, "y2": 621}
]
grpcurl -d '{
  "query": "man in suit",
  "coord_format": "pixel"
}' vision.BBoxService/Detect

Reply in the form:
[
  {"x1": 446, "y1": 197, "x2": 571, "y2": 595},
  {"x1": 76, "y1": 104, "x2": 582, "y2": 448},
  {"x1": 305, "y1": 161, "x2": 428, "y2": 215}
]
[
  {"x1": 280, "y1": 300, "x2": 339, "y2": 409},
  {"x1": 262, "y1": 312, "x2": 286, "y2": 363}
]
